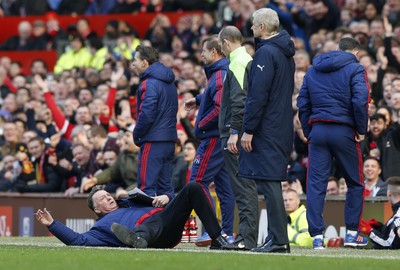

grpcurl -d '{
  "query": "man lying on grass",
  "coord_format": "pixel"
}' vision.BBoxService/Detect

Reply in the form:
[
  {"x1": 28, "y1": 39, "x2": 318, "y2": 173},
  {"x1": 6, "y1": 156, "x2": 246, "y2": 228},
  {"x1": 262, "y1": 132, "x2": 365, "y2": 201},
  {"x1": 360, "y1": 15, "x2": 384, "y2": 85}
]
[{"x1": 36, "y1": 182, "x2": 238, "y2": 250}]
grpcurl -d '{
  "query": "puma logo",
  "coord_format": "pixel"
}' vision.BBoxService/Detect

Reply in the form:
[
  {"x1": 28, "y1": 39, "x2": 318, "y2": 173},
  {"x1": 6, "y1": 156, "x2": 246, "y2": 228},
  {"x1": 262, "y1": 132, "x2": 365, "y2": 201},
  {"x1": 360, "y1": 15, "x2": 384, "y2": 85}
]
[{"x1": 257, "y1": 64, "x2": 265, "y2": 71}]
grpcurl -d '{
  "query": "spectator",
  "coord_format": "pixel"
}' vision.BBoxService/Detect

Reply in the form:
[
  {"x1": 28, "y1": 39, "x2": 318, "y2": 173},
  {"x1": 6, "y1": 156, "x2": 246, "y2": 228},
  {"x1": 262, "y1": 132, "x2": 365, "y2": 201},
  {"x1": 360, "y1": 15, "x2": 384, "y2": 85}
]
[
  {"x1": 377, "y1": 106, "x2": 395, "y2": 130},
  {"x1": 113, "y1": 29, "x2": 141, "y2": 61},
  {"x1": 9, "y1": 0, "x2": 49, "y2": 16},
  {"x1": 83, "y1": 130, "x2": 139, "y2": 197},
  {"x1": 326, "y1": 176, "x2": 339, "y2": 196},
  {"x1": 110, "y1": 0, "x2": 142, "y2": 14},
  {"x1": 363, "y1": 156, "x2": 387, "y2": 197},
  {"x1": 86, "y1": 125, "x2": 119, "y2": 174},
  {"x1": 57, "y1": 0, "x2": 90, "y2": 15},
  {"x1": 85, "y1": 0, "x2": 117, "y2": 15},
  {"x1": 31, "y1": 20, "x2": 47, "y2": 50},
  {"x1": 45, "y1": 12, "x2": 68, "y2": 50},
  {"x1": 338, "y1": 178, "x2": 348, "y2": 196},
  {"x1": 88, "y1": 37, "x2": 109, "y2": 71},
  {"x1": 365, "y1": 176, "x2": 400, "y2": 249},
  {"x1": 76, "y1": 18, "x2": 98, "y2": 45},
  {"x1": 360, "y1": 113, "x2": 387, "y2": 160},
  {"x1": 30, "y1": 59, "x2": 48, "y2": 77},
  {"x1": 54, "y1": 35, "x2": 92, "y2": 74},
  {"x1": 14, "y1": 136, "x2": 63, "y2": 192},
  {"x1": 0, "y1": 122, "x2": 20, "y2": 161},
  {"x1": 104, "y1": 20, "x2": 119, "y2": 42},
  {"x1": 171, "y1": 140, "x2": 186, "y2": 194},
  {"x1": 0, "y1": 21, "x2": 42, "y2": 51},
  {"x1": 291, "y1": 0, "x2": 341, "y2": 40},
  {"x1": 59, "y1": 143, "x2": 91, "y2": 197},
  {"x1": 380, "y1": 118, "x2": 400, "y2": 181},
  {"x1": 102, "y1": 149, "x2": 118, "y2": 168},
  {"x1": 8, "y1": 61, "x2": 23, "y2": 78},
  {"x1": 283, "y1": 188, "x2": 313, "y2": 247},
  {"x1": 0, "y1": 154, "x2": 18, "y2": 191}
]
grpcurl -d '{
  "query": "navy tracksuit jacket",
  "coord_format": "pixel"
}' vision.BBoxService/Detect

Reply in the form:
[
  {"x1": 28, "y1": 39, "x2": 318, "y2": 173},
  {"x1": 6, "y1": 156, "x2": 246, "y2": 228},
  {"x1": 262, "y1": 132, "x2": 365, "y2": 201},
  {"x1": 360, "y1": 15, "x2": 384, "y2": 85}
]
[{"x1": 297, "y1": 50, "x2": 369, "y2": 236}]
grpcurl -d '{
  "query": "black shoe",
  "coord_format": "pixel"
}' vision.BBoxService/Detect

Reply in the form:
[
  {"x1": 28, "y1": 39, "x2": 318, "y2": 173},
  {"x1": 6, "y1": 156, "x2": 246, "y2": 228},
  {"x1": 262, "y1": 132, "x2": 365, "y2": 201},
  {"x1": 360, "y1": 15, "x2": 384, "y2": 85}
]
[
  {"x1": 210, "y1": 235, "x2": 241, "y2": 250},
  {"x1": 222, "y1": 234, "x2": 250, "y2": 251},
  {"x1": 251, "y1": 241, "x2": 290, "y2": 253},
  {"x1": 111, "y1": 222, "x2": 148, "y2": 248}
]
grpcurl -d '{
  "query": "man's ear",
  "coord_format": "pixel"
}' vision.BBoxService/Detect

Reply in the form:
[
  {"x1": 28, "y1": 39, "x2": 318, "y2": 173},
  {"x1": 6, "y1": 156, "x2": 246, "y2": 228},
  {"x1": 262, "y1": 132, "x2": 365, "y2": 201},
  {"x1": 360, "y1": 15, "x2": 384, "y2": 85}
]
[
  {"x1": 224, "y1": 39, "x2": 229, "y2": 47},
  {"x1": 94, "y1": 208, "x2": 101, "y2": 214}
]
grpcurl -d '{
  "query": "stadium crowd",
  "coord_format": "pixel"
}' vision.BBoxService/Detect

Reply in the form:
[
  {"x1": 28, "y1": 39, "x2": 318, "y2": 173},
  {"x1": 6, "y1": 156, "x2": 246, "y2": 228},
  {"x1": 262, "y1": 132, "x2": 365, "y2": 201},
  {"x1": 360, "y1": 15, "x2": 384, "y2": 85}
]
[{"x1": 1, "y1": 0, "x2": 400, "y2": 250}]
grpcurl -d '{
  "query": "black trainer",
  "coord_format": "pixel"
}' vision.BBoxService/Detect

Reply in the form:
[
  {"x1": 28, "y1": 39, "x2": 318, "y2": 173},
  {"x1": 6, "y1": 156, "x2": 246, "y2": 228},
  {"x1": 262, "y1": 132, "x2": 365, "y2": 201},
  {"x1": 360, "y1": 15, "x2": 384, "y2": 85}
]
[{"x1": 111, "y1": 222, "x2": 148, "y2": 248}]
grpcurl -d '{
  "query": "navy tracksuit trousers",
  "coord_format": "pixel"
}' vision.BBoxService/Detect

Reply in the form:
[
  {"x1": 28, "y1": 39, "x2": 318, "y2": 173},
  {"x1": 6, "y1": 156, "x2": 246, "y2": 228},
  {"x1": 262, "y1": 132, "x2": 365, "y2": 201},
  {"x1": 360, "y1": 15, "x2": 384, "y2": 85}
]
[
  {"x1": 189, "y1": 137, "x2": 235, "y2": 235},
  {"x1": 306, "y1": 123, "x2": 365, "y2": 236},
  {"x1": 137, "y1": 142, "x2": 175, "y2": 199}
]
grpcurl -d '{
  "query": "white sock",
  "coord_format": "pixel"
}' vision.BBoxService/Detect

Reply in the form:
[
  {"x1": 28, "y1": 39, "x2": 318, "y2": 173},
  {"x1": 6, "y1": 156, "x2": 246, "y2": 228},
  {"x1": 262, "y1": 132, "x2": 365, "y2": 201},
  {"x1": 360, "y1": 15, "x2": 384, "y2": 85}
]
[
  {"x1": 314, "y1": 234, "x2": 323, "y2": 240},
  {"x1": 347, "y1": 230, "x2": 357, "y2": 236}
]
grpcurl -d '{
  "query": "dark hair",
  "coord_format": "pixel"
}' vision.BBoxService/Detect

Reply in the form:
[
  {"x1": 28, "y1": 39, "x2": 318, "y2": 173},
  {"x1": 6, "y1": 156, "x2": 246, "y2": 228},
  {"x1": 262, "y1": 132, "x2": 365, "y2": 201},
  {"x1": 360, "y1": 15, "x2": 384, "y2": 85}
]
[
  {"x1": 387, "y1": 176, "x2": 400, "y2": 186},
  {"x1": 328, "y1": 176, "x2": 339, "y2": 185},
  {"x1": 30, "y1": 59, "x2": 48, "y2": 69},
  {"x1": 184, "y1": 138, "x2": 199, "y2": 150},
  {"x1": 135, "y1": 45, "x2": 159, "y2": 65},
  {"x1": 370, "y1": 113, "x2": 386, "y2": 122},
  {"x1": 28, "y1": 136, "x2": 44, "y2": 145},
  {"x1": 219, "y1": 26, "x2": 243, "y2": 44},
  {"x1": 87, "y1": 185, "x2": 103, "y2": 214},
  {"x1": 339, "y1": 37, "x2": 361, "y2": 51},
  {"x1": 17, "y1": 87, "x2": 32, "y2": 98},
  {"x1": 364, "y1": 156, "x2": 380, "y2": 167},
  {"x1": 202, "y1": 36, "x2": 223, "y2": 55},
  {"x1": 88, "y1": 36, "x2": 104, "y2": 50}
]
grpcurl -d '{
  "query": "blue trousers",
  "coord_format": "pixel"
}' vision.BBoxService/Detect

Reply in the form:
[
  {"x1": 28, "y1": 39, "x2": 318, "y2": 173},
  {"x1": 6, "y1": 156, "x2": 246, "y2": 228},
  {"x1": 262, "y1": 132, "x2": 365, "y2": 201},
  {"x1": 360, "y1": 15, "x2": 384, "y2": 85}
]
[
  {"x1": 306, "y1": 123, "x2": 365, "y2": 236},
  {"x1": 189, "y1": 137, "x2": 235, "y2": 235},
  {"x1": 138, "y1": 142, "x2": 175, "y2": 199}
]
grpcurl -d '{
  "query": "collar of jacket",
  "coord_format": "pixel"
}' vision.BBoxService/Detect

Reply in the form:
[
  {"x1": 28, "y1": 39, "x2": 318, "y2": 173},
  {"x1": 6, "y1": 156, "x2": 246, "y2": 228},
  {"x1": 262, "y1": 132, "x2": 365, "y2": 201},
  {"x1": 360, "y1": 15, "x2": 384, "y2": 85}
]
[{"x1": 204, "y1": 57, "x2": 229, "y2": 79}]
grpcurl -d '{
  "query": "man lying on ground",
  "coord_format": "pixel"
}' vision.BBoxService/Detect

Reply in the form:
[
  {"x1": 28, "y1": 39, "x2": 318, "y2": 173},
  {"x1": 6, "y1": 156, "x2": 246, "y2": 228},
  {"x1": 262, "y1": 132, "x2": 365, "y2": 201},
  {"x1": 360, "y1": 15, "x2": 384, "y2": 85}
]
[{"x1": 36, "y1": 182, "x2": 238, "y2": 250}]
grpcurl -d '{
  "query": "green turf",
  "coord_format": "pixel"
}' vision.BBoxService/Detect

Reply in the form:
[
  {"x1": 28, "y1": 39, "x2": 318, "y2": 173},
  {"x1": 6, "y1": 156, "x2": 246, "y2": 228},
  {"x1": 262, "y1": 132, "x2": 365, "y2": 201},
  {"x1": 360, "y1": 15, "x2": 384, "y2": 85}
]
[{"x1": 1, "y1": 237, "x2": 399, "y2": 270}]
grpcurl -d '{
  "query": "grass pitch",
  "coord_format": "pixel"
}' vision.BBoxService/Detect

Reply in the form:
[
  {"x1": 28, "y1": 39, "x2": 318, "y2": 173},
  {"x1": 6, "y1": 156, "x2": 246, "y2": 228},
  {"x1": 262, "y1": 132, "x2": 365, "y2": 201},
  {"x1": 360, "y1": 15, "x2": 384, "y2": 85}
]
[{"x1": 1, "y1": 237, "x2": 399, "y2": 270}]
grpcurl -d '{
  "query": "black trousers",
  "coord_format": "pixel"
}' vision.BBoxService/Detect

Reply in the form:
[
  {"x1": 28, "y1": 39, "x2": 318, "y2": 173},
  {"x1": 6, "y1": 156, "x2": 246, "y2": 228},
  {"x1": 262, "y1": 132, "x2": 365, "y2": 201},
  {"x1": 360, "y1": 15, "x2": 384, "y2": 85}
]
[
  {"x1": 257, "y1": 181, "x2": 289, "y2": 245},
  {"x1": 134, "y1": 182, "x2": 221, "y2": 248},
  {"x1": 221, "y1": 137, "x2": 259, "y2": 249}
]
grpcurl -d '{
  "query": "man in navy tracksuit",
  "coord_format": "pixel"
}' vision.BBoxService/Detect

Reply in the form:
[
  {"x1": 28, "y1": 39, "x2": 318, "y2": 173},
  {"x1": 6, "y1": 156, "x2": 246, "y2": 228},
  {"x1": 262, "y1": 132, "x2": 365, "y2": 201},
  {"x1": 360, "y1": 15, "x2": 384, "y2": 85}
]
[
  {"x1": 297, "y1": 37, "x2": 370, "y2": 249},
  {"x1": 132, "y1": 45, "x2": 178, "y2": 207},
  {"x1": 35, "y1": 182, "x2": 236, "y2": 249},
  {"x1": 184, "y1": 37, "x2": 235, "y2": 243}
]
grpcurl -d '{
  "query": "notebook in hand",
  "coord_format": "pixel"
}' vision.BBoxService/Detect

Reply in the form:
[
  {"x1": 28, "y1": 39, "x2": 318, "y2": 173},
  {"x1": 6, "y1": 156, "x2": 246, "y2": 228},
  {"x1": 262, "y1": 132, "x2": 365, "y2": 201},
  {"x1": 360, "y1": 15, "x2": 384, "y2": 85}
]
[{"x1": 128, "y1": 188, "x2": 154, "y2": 206}]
